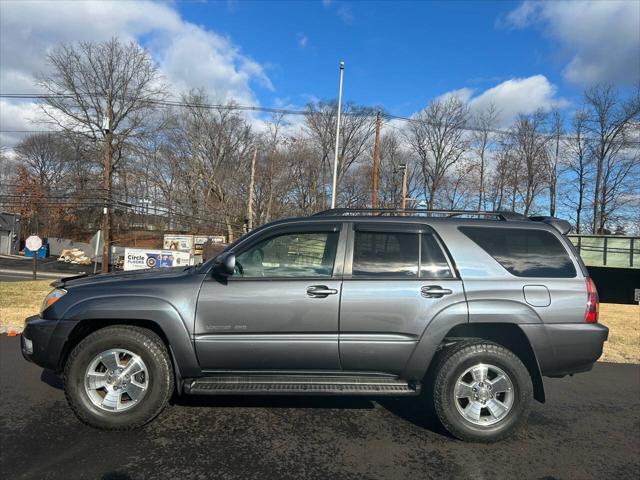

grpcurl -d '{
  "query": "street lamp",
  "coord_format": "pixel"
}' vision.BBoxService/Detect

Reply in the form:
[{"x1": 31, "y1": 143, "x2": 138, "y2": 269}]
[{"x1": 330, "y1": 61, "x2": 345, "y2": 209}]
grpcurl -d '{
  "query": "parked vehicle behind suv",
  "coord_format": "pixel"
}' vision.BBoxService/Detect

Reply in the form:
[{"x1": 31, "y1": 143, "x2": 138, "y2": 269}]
[{"x1": 21, "y1": 209, "x2": 608, "y2": 442}]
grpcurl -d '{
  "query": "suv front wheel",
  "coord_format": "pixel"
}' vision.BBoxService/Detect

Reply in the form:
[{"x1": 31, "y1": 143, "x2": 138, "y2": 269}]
[
  {"x1": 63, "y1": 325, "x2": 174, "y2": 430},
  {"x1": 433, "y1": 340, "x2": 533, "y2": 442}
]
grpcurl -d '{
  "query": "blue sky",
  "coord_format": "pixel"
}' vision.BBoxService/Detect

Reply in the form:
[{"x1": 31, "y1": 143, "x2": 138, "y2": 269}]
[
  {"x1": 173, "y1": 0, "x2": 637, "y2": 115},
  {"x1": 178, "y1": 1, "x2": 545, "y2": 113},
  {"x1": 1, "y1": 0, "x2": 639, "y2": 145}
]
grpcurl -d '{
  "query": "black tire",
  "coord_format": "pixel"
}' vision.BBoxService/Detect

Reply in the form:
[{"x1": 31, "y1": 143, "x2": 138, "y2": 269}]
[
  {"x1": 432, "y1": 340, "x2": 532, "y2": 442},
  {"x1": 63, "y1": 325, "x2": 174, "y2": 430}
]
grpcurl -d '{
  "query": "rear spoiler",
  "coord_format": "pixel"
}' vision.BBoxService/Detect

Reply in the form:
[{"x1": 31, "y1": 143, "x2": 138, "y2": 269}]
[{"x1": 528, "y1": 216, "x2": 572, "y2": 235}]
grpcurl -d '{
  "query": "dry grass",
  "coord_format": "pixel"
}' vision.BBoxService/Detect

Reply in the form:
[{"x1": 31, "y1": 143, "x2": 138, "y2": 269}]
[
  {"x1": 599, "y1": 303, "x2": 640, "y2": 363},
  {"x1": 1, "y1": 281, "x2": 638, "y2": 363},
  {"x1": 0, "y1": 280, "x2": 51, "y2": 331}
]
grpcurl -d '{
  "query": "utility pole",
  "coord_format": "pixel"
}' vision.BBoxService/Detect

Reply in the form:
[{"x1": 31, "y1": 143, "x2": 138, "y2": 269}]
[
  {"x1": 400, "y1": 163, "x2": 408, "y2": 210},
  {"x1": 372, "y1": 110, "x2": 381, "y2": 208},
  {"x1": 101, "y1": 95, "x2": 112, "y2": 273},
  {"x1": 246, "y1": 146, "x2": 257, "y2": 232},
  {"x1": 330, "y1": 61, "x2": 345, "y2": 209}
]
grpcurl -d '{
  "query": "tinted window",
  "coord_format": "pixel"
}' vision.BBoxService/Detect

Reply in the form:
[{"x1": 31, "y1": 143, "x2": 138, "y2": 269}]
[
  {"x1": 459, "y1": 227, "x2": 576, "y2": 278},
  {"x1": 353, "y1": 232, "x2": 419, "y2": 277},
  {"x1": 236, "y1": 231, "x2": 338, "y2": 278},
  {"x1": 421, "y1": 234, "x2": 453, "y2": 278}
]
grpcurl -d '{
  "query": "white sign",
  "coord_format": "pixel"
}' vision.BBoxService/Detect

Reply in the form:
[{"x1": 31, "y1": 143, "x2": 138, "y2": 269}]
[
  {"x1": 163, "y1": 234, "x2": 194, "y2": 252},
  {"x1": 124, "y1": 248, "x2": 192, "y2": 271},
  {"x1": 635, "y1": 289, "x2": 640, "y2": 303},
  {"x1": 25, "y1": 235, "x2": 42, "y2": 252},
  {"x1": 194, "y1": 235, "x2": 226, "y2": 246}
]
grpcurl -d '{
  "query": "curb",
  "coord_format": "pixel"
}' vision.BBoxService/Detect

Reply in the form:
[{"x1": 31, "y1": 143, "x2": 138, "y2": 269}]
[
  {"x1": 0, "y1": 325, "x2": 24, "y2": 335},
  {"x1": 0, "y1": 269, "x2": 81, "y2": 279}
]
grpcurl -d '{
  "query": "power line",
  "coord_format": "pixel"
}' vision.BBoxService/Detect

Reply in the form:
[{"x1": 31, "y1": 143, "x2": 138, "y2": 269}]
[{"x1": 2, "y1": 92, "x2": 639, "y2": 144}]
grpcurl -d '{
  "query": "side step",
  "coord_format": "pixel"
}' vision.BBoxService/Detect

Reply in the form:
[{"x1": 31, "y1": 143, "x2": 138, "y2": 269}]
[{"x1": 184, "y1": 375, "x2": 421, "y2": 396}]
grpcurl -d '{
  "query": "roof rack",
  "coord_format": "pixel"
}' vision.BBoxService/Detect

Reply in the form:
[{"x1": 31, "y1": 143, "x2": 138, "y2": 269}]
[{"x1": 313, "y1": 208, "x2": 527, "y2": 221}]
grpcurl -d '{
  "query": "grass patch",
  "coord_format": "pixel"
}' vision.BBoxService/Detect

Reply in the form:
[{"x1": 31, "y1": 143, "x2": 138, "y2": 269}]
[
  {"x1": 599, "y1": 303, "x2": 640, "y2": 363},
  {"x1": 0, "y1": 281, "x2": 638, "y2": 363},
  {"x1": 0, "y1": 280, "x2": 51, "y2": 331}
]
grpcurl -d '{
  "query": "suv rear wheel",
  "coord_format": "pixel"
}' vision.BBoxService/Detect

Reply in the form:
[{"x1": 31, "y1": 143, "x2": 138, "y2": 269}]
[
  {"x1": 63, "y1": 325, "x2": 174, "y2": 430},
  {"x1": 432, "y1": 340, "x2": 532, "y2": 442}
]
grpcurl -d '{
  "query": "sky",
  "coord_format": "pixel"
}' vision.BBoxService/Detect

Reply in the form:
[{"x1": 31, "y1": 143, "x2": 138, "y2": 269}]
[{"x1": 1, "y1": 0, "x2": 639, "y2": 147}]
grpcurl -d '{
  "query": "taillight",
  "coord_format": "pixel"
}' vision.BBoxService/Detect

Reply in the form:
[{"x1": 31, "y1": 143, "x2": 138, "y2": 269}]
[{"x1": 585, "y1": 277, "x2": 599, "y2": 323}]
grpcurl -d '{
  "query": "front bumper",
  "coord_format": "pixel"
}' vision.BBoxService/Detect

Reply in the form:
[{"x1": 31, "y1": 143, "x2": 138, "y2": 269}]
[
  {"x1": 21, "y1": 315, "x2": 71, "y2": 372},
  {"x1": 521, "y1": 323, "x2": 609, "y2": 377}
]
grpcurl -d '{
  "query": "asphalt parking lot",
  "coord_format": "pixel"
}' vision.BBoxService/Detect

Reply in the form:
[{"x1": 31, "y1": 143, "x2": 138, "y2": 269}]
[{"x1": 1, "y1": 335, "x2": 638, "y2": 480}]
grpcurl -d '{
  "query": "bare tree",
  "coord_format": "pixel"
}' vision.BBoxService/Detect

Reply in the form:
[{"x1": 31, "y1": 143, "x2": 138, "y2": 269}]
[
  {"x1": 284, "y1": 135, "x2": 325, "y2": 216},
  {"x1": 405, "y1": 95, "x2": 469, "y2": 209},
  {"x1": 0, "y1": 146, "x2": 15, "y2": 196},
  {"x1": 13, "y1": 133, "x2": 69, "y2": 187},
  {"x1": 584, "y1": 84, "x2": 640, "y2": 233},
  {"x1": 441, "y1": 162, "x2": 477, "y2": 210},
  {"x1": 471, "y1": 103, "x2": 498, "y2": 211},
  {"x1": 546, "y1": 110, "x2": 563, "y2": 217},
  {"x1": 259, "y1": 114, "x2": 285, "y2": 223},
  {"x1": 170, "y1": 90, "x2": 253, "y2": 241},
  {"x1": 507, "y1": 111, "x2": 549, "y2": 215},
  {"x1": 38, "y1": 38, "x2": 167, "y2": 268},
  {"x1": 486, "y1": 145, "x2": 512, "y2": 211},
  {"x1": 375, "y1": 130, "x2": 418, "y2": 208},
  {"x1": 563, "y1": 110, "x2": 591, "y2": 233},
  {"x1": 305, "y1": 100, "x2": 377, "y2": 204}
]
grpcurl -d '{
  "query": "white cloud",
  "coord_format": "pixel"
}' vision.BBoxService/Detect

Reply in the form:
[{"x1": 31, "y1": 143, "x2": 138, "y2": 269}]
[
  {"x1": 436, "y1": 88, "x2": 474, "y2": 104},
  {"x1": 322, "y1": 0, "x2": 354, "y2": 24},
  {"x1": 436, "y1": 75, "x2": 568, "y2": 126},
  {"x1": 503, "y1": 1, "x2": 640, "y2": 85},
  {"x1": 468, "y1": 75, "x2": 568, "y2": 125},
  {"x1": 296, "y1": 33, "x2": 308, "y2": 49},
  {"x1": 0, "y1": 100, "x2": 43, "y2": 147},
  {"x1": 0, "y1": 0, "x2": 272, "y2": 147}
]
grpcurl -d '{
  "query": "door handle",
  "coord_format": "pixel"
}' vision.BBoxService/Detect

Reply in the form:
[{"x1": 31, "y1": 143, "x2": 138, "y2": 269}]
[
  {"x1": 307, "y1": 285, "x2": 338, "y2": 298},
  {"x1": 421, "y1": 285, "x2": 453, "y2": 298}
]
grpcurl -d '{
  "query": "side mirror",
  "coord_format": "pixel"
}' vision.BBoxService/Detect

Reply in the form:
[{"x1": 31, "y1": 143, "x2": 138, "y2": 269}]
[{"x1": 213, "y1": 252, "x2": 236, "y2": 277}]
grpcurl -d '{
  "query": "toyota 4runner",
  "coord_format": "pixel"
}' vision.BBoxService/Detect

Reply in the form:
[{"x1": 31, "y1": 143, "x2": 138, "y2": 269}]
[{"x1": 21, "y1": 209, "x2": 608, "y2": 442}]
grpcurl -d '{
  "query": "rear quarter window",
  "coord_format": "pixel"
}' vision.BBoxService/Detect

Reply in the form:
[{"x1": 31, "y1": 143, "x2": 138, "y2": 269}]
[{"x1": 459, "y1": 226, "x2": 576, "y2": 278}]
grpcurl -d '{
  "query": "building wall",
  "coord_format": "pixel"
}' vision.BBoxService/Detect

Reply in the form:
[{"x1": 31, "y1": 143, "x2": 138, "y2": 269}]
[{"x1": 0, "y1": 213, "x2": 21, "y2": 255}]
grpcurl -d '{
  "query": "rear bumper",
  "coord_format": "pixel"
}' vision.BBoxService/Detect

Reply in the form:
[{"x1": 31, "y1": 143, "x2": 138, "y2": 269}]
[
  {"x1": 521, "y1": 323, "x2": 609, "y2": 377},
  {"x1": 21, "y1": 315, "x2": 72, "y2": 372}
]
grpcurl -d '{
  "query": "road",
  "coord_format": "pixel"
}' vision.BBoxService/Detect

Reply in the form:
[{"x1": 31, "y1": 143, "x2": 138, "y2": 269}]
[
  {"x1": 1, "y1": 335, "x2": 639, "y2": 480},
  {"x1": 0, "y1": 273, "x2": 35, "y2": 282},
  {"x1": 0, "y1": 257, "x2": 88, "y2": 282}
]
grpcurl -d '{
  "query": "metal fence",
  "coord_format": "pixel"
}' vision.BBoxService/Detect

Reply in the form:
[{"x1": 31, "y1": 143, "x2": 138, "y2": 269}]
[{"x1": 568, "y1": 235, "x2": 639, "y2": 269}]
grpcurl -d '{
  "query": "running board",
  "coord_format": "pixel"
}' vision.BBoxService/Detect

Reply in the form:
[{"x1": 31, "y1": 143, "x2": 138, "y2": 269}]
[{"x1": 183, "y1": 375, "x2": 421, "y2": 396}]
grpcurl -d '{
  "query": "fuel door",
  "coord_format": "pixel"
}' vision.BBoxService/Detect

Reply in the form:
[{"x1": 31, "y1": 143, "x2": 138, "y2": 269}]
[{"x1": 523, "y1": 285, "x2": 551, "y2": 307}]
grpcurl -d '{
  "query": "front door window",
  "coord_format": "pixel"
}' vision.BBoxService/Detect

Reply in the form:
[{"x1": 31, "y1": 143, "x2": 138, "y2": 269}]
[{"x1": 235, "y1": 231, "x2": 339, "y2": 278}]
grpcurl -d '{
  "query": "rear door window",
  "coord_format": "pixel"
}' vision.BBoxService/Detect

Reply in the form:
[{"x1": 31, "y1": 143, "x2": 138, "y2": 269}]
[
  {"x1": 353, "y1": 232, "x2": 419, "y2": 277},
  {"x1": 421, "y1": 234, "x2": 454, "y2": 278},
  {"x1": 459, "y1": 226, "x2": 576, "y2": 278},
  {"x1": 352, "y1": 230, "x2": 453, "y2": 278}
]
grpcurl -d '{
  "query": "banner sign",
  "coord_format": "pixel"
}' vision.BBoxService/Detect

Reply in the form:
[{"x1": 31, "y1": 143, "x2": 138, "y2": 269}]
[
  {"x1": 163, "y1": 235, "x2": 194, "y2": 252},
  {"x1": 124, "y1": 248, "x2": 192, "y2": 271}
]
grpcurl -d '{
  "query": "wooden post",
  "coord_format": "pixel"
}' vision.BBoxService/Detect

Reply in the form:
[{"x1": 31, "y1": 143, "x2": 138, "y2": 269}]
[
  {"x1": 372, "y1": 111, "x2": 381, "y2": 208},
  {"x1": 247, "y1": 147, "x2": 257, "y2": 231},
  {"x1": 32, "y1": 251, "x2": 37, "y2": 280},
  {"x1": 401, "y1": 164, "x2": 408, "y2": 210}
]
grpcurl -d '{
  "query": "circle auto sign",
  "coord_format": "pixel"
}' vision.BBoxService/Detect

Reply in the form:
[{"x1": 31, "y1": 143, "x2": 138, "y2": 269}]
[{"x1": 25, "y1": 235, "x2": 43, "y2": 252}]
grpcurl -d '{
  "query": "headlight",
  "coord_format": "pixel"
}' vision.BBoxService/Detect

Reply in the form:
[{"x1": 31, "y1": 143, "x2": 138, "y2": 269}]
[{"x1": 41, "y1": 288, "x2": 67, "y2": 314}]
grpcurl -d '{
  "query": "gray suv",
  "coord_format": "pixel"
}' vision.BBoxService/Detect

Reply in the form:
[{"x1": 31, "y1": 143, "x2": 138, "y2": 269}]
[{"x1": 21, "y1": 209, "x2": 608, "y2": 442}]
